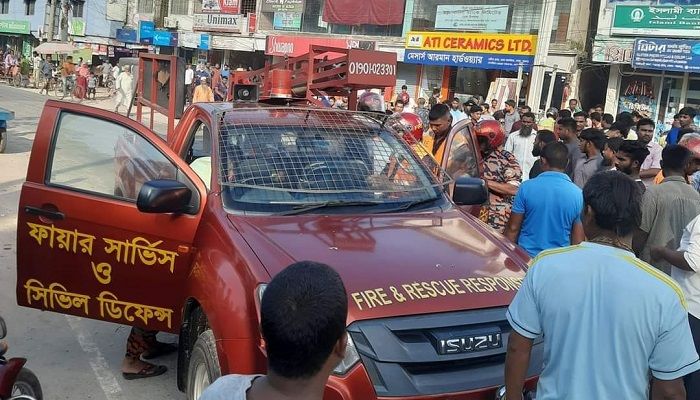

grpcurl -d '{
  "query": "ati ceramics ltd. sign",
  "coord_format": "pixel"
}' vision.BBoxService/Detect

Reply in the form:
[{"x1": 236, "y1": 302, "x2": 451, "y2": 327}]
[{"x1": 193, "y1": 13, "x2": 243, "y2": 33}]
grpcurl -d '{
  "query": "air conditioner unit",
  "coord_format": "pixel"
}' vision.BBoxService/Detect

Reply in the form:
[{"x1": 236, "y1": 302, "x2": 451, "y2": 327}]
[{"x1": 163, "y1": 17, "x2": 178, "y2": 28}]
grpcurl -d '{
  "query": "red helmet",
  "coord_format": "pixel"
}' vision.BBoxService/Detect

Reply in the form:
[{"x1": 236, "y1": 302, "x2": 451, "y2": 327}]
[
  {"x1": 680, "y1": 134, "x2": 700, "y2": 157},
  {"x1": 474, "y1": 120, "x2": 506, "y2": 149},
  {"x1": 395, "y1": 112, "x2": 424, "y2": 143}
]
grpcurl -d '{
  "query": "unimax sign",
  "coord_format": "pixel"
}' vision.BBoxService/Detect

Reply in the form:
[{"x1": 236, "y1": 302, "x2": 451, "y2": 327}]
[{"x1": 193, "y1": 13, "x2": 242, "y2": 33}]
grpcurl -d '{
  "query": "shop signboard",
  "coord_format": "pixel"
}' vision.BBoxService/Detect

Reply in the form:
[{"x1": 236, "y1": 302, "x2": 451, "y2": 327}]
[
  {"x1": 273, "y1": 12, "x2": 302, "y2": 31},
  {"x1": 153, "y1": 30, "x2": 177, "y2": 46},
  {"x1": 261, "y1": 0, "x2": 304, "y2": 13},
  {"x1": 265, "y1": 35, "x2": 375, "y2": 57},
  {"x1": 248, "y1": 13, "x2": 257, "y2": 33},
  {"x1": 200, "y1": 34, "x2": 211, "y2": 50},
  {"x1": 117, "y1": 28, "x2": 138, "y2": 43},
  {"x1": 434, "y1": 5, "x2": 508, "y2": 32},
  {"x1": 193, "y1": 13, "x2": 243, "y2": 32},
  {"x1": 201, "y1": 0, "x2": 240, "y2": 14},
  {"x1": 592, "y1": 36, "x2": 635, "y2": 64},
  {"x1": 139, "y1": 21, "x2": 155, "y2": 44},
  {"x1": 404, "y1": 31, "x2": 537, "y2": 71},
  {"x1": 0, "y1": 19, "x2": 30, "y2": 35},
  {"x1": 180, "y1": 32, "x2": 200, "y2": 48},
  {"x1": 346, "y1": 49, "x2": 397, "y2": 87},
  {"x1": 68, "y1": 18, "x2": 86, "y2": 37},
  {"x1": 632, "y1": 38, "x2": 700, "y2": 73},
  {"x1": 612, "y1": 5, "x2": 700, "y2": 38}
]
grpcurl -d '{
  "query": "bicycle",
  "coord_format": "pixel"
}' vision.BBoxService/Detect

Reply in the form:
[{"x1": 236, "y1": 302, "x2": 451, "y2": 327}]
[{"x1": 52, "y1": 76, "x2": 84, "y2": 103}]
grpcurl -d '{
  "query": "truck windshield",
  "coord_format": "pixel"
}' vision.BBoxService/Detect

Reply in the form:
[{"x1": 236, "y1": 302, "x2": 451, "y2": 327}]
[{"x1": 218, "y1": 108, "x2": 449, "y2": 214}]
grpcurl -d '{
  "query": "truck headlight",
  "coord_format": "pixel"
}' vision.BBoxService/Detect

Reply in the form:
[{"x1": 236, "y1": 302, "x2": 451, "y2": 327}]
[{"x1": 333, "y1": 333, "x2": 360, "y2": 375}]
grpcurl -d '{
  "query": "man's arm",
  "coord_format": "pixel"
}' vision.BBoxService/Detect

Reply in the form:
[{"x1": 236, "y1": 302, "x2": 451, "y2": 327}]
[
  {"x1": 633, "y1": 228, "x2": 649, "y2": 257},
  {"x1": 505, "y1": 331, "x2": 533, "y2": 400},
  {"x1": 570, "y1": 221, "x2": 585, "y2": 245},
  {"x1": 650, "y1": 246, "x2": 693, "y2": 271},
  {"x1": 640, "y1": 168, "x2": 661, "y2": 179},
  {"x1": 487, "y1": 181, "x2": 519, "y2": 196},
  {"x1": 651, "y1": 377, "x2": 686, "y2": 400},
  {"x1": 504, "y1": 212, "x2": 524, "y2": 244}
]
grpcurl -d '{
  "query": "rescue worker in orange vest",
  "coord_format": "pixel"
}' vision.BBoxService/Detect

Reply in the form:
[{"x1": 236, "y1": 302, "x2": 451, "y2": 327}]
[{"x1": 422, "y1": 103, "x2": 453, "y2": 162}]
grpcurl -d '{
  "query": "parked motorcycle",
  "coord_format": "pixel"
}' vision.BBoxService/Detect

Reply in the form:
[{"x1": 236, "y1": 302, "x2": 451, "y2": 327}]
[{"x1": 0, "y1": 316, "x2": 42, "y2": 400}]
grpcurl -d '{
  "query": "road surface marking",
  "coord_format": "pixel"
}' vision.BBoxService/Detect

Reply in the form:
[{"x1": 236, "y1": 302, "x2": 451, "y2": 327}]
[{"x1": 66, "y1": 315, "x2": 125, "y2": 400}]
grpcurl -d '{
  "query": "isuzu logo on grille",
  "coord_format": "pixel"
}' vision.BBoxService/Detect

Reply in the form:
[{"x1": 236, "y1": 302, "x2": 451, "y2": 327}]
[{"x1": 437, "y1": 332, "x2": 502, "y2": 355}]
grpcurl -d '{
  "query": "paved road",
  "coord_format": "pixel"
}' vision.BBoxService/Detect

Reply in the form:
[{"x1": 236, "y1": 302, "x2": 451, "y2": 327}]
[{"x1": 0, "y1": 84, "x2": 184, "y2": 400}]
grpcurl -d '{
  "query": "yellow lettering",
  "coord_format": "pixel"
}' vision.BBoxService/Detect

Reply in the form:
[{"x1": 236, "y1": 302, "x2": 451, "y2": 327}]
[
  {"x1": 375, "y1": 288, "x2": 393, "y2": 306},
  {"x1": 448, "y1": 279, "x2": 465, "y2": 294},
  {"x1": 494, "y1": 277, "x2": 512, "y2": 291},
  {"x1": 430, "y1": 281, "x2": 447, "y2": 296},
  {"x1": 422, "y1": 282, "x2": 438, "y2": 298},
  {"x1": 484, "y1": 277, "x2": 498, "y2": 292},
  {"x1": 351, "y1": 292, "x2": 365, "y2": 310},
  {"x1": 469, "y1": 277, "x2": 484, "y2": 292},
  {"x1": 364, "y1": 289, "x2": 381, "y2": 308},
  {"x1": 460, "y1": 278, "x2": 476, "y2": 293},
  {"x1": 402, "y1": 283, "x2": 419, "y2": 300}
]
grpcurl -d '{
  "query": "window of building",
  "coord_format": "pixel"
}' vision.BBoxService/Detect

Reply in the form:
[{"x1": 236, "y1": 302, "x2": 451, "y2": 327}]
[
  {"x1": 170, "y1": 0, "x2": 188, "y2": 15},
  {"x1": 25, "y1": 0, "x2": 35, "y2": 15},
  {"x1": 0, "y1": 0, "x2": 9, "y2": 14},
  {"x1": 71, "y1": 0, "x2": 84, "y2": 17},
  {"x1": 550, "y1": 0, "x2": 572, "y2": 44},
  {"x1": 240, "y1": 0, "x2": 256, "y2": 15},
  {"x1": 138, "y1": 0, "x2": 154, "y2": 14}
]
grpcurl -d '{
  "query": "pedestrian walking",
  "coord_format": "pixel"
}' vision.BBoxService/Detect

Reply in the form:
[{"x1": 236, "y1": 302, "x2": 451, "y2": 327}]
[
  {"x1": 651, "y1": 213, "x2": 700, "y2": 400},
  {"x1": 31, "y1": 51, "x2": 42, "y2": 89},
  {"x1": 503, "y1": 100, "x2": 519, "y2": 134},
  {"x1": 505, "y1": 112, "x2": 538, "y2": 180},
  {"x1": 185, "y1": 64, "x2": 194, "y2": 103},
  {"x1": 214, "y1": 76, "x2": 228, "y2": 102},
  {"x1": 38, "y1": 56, "x2": 52, "y2": 95},
  {"x1": 637, "y1": 118, "x2": 662, "y2": 186},
  {"x1": 449, "y1": 97, "x2": 466, "y2": 123},
  {"x1": 476, "y1": 120, "x2": 522, "y2": 233},
  {"x1": 87, "y1": 73, "x2": 97, "y2": 100},
  {"x1": 634, "y1": 145, "x2": 700, "y2": 274},
  {"x1": 557, "y1": 117, "x2": 582, "y2": 179},
  {"x1": 59, "y1": 56, "x2": 75, "y2": 99},
  {"x1": 538, "y1": 108, "x2": 557, "y2": 132},
  {"x1": 615, "y1": 140, "x2": 650, "y2": 194},
  {"x1": 505, "y1": 171, "x2": 699, "y2": 400},
  {"x1": 528, "y1": 129, "x2": 557, "y2": 179},
  {"x1": 192, "y1": 76, "x2": 214, "y2": 103},
  {"x1": 200, "y1": 261, "x2": 348, "y2": 400},
  {"x1": 101, "y1": 59, "x2": 112, "y2": 87},
  {"x1": 114, "y1": 65, "x2": 134, "y2": 115},
  {"x1": 505, "y1": 141, "x2": 584, "y2": 257}
]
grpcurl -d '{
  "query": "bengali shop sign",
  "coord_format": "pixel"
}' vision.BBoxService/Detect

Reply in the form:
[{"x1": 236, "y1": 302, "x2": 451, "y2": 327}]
[
  {"x1": 434, "y1": 5, "x2": 509, "y2": 31},
  {"x1": 404, "y1": 31, "x2": 536, "y2": 71},
  {"x1": 201, "y1": 0, "x2": 240, "y2": 14},
  {"x1": 632, "y1": 38, "x2": 700, "y2": 73},
  {"x1": 592, "y1": 36, "x2": 635, "y2": 64},
  {"x1": 261, "y1": 0, "x2": 303, "y2": 13},
  {"x1": 612, "y1": 5, "x2": 700, "y2": 37}
]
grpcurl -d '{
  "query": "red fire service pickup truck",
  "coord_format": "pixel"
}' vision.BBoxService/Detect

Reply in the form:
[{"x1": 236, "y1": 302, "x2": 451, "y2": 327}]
[{"x1": 16, "y1": 50, "x2": 541, "y2": 400}]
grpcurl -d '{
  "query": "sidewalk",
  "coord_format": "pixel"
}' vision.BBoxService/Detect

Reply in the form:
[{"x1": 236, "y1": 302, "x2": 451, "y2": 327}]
[{"x1": 7, "y1": 83, "x2": 176, "y2": 138}]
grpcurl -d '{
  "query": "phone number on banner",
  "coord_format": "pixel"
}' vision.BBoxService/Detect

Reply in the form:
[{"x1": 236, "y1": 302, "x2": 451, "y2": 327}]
[{"x1": 404, "y1": 49, "x2": 533, "y2": 72}]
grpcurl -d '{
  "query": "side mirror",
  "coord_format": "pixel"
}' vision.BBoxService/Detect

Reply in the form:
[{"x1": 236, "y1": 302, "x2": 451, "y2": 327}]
[
  {"x1": 452, "y1": 177, "x2": 488, "y2": 206},
  {"x1": 137, "y1": 179, "x2": 192, "y2": 214}
]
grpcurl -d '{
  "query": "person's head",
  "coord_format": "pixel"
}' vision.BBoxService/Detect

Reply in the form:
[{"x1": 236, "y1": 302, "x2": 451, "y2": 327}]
[
  {"x1": 396, "y1": 112, "x2": 424, "y2": 143},
  {"x1": 401, "y1": 84, "x2": 408, "y2": 93},
  {"x1": 602, "y1": 137, "x2": 623, "y2": 167},
  {"x1": 475, "y1": 120, "x2": 506, "y2": 156},
  {"x1": 558, "y1": 109, "x2": 572, "y2": 120},
  {"x1": 556, "y1": 117, "x2": 577, "y2": 141},
  {"x1": 573, "y1": 111, "x2": 587, "y2": 132},
  {"x1": 328, "y1": 96, "x2": 336, "y2": 106},
  {"x1": 631, "y1": 111, "x2": 642, "y2": 124},
  {"x1": 672, "y1": 113, "x2": 681, "y2": 128},
  {"x1": 199, "y1": 76, "x2": 207, "y2": 85},
  {"x1": 451, "y1": 97, "x2": 461, "y2": 111},
  {"x1": 540, "y1": 141, "x2": 569, "y2": 172},
  {"x1": 636, "y1": 118, "x2": 655, "y2": 144},
  {"x1": 393, "y1": 99, "x2": 405, "y2": 113},
  {"x1": 468, "y1": 104, "x2": 482, "y2": 122},
  {"x1": 122, "y1": 64, "x2": 131, "y2": 73},
  {"x1": 546, "y1": 107, "x2": 558, "y2": 120},
  {"x1": 519, "y1": 105, "x2": 531, "y2": 115},
  {"x1": 590, "y1": 112, "x2": 602, "y2": 125},
  {"x1": 261, "y1": 261, "x2": 348, "y2": 380},
  {"x1": 661, "y1": 144, "x2": 696, "y2": 178},
  {"x1": 582, "y1": 171, "x2": 642, "y2": 240},
  {"x1": 32, "y1": 51, "x2": 38, "y2": 57},
  {"x1": 187, "y1": 64, "x2": 192, "y2": 69},
  {"x1": 594, "y1": 104, "x2": 604, "y2": 114},
  {"x1": 602, "y1": 113, "x2": 614, "y2": 129},
  {"x1": 678, "y1": 107, "x2": 697, "y2": 128},
  {"x1": 417, "y1": 97, "x2": 426, "y2": 107},
  {"x1": 519, "y1": 112, "x2": 536, "y2": 136},
  {"x1": 678, "y1": 133, "x2": 700, "y2": 176},
  {"x1": 491, "y1": 99, "x2": 498, "y2": 108},
  {"x1": 615, "y1": 140, "x2": 649, "y2": 176},
  {"x1": 616, "y1": 112, "x2": 634, "y2": 129},
  {"x1": 579, "y1": 128, "x2": 606, "y2": 156},
  {"x1": 504, "y1": 99, "x2": 516, "y2": 113},
  {"x1": 66, "y1": 55, "x2": 73, "y2": 62},
  {"x1": 480, "y1": 103, "x2": 490, "y2": 114},
  {"x1": 358, "y1": 91, "x2": 385, "y2": 113},
  {"x1": 428, "y1": 103, "x2": 452, "y2": 137},
  {"x1": 532, "y1": 129, "x2": 557, "y2": 157},
  {"x1": 569, "y1": 98, "x2": 579, "y2": 109}
]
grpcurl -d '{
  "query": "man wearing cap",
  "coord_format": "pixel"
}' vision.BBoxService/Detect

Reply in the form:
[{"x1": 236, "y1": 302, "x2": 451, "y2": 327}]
[
  {"x1": 192, "y1": 76, "x2": 214, "y2": 103},
  {"x1": 539, "y1": 108, "x2": 557, "y2": 131}
]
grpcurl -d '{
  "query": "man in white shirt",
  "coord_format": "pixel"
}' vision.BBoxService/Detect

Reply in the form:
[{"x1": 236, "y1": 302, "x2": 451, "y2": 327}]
[
  {"x1": 651, "y1": 213, "x2": 700, "y2": 398},
  {"x1": 449, "y1": 97, "x2": 467, "y2": 123},
  {"x1": 184, "y1": 64, "x2": 194, "y2": 104},
  {"x1": 504, "y1": 112, "x2": 538, "y2": 180}
]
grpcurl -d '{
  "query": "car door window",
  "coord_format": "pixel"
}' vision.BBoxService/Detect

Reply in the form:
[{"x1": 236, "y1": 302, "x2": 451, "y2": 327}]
[
  {"x1": 444, "y1": 126, "x2": 479, "y2": 180},
  {"x1": 186, "y1": 122, "x2": 213, "y2": 189},
  {"x1": 48, "y1": 112, "x2": 177, "y2": 200}
]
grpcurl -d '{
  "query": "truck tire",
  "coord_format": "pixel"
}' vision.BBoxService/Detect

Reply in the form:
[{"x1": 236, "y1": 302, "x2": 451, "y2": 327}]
[
  {"x1": 186, "y1": 329, "x2": 221, "y2": 400},
  {"x1": 12, "y1": 367, "x2": 43, "y2": 400}
]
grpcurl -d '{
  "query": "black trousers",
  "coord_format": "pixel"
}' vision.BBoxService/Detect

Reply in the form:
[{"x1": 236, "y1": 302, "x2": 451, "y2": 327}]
[{"x1": 686, "y1": 314, "x2": 700, "y2": 399}]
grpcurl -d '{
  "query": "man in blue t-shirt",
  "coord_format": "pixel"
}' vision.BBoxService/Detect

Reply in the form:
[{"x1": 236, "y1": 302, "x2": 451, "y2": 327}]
[
  {"x1": 505, "y1": 172, "x2": 699, "y2": 400},
  {"x1": 505, "y1": 142, "x2": 584, "y2": 257}
]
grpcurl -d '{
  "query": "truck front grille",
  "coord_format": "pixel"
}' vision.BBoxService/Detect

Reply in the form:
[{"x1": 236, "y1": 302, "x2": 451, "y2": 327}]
[{"x1": 347, "y1": 308, "x2": 543, "y2": 397}]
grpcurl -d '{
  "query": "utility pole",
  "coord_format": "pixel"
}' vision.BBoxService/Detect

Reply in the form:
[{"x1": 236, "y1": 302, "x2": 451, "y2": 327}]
[
  {"x1": 59, "y1": 0, "x2": 70, "y2": 41},
  {"x1": 46, "y1": 0, "x2": 57, "y2": 41},
  {"x1": 526, "y1": 0, "x2": 557, "y2": 112}
]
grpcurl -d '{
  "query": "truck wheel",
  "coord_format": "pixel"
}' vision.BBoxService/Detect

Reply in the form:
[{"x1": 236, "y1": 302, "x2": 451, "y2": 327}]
[
  {"x1": 0, "y1": 130, "x2": 6, "y2": 153},
  {"x1": 12, "y1": 367, "x2": 43, "y2": 400},
  {"x1": 186, "y1": 329, "x2": 221, "y2": 400}
]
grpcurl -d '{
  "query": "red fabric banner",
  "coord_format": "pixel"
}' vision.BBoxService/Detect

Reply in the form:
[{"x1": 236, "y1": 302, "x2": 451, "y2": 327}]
[{"x1": 322, "y1": 0, "x2": 406, "y2": 25}]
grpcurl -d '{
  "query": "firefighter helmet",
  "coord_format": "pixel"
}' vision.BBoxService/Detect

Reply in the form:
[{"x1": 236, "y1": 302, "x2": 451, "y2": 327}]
[
  {"x1": 474, "y1": 120, "x2": 506, "y2": 149},
  {"x1": 396, "y1": 112, "x2": 424, "y2": 143}
]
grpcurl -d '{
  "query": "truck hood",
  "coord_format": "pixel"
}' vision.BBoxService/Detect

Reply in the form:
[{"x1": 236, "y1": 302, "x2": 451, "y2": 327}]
[{"x1": 229, "y1": 210, "x2": 527, "y2": 323}]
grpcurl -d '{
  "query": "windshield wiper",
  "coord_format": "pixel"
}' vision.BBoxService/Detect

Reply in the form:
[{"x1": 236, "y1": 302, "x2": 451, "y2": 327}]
[
  {"x1": 278, "y1": 200, "x2": 384, "y2": 216},
  {"x1": 372, "y1": 197, "x2": 441, "y2": 214}
]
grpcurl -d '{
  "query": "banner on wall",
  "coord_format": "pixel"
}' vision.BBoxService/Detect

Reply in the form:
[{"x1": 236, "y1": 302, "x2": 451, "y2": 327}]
[
  {"x1": 273, "y1": 12, "x2": 302, "y2": 31},
  {"x1": 201, "y1": 0, "x2": 240, "y2": 14},
  {"x1": 632, "y1": 38, "x2": 700, "y2": 73},
  {"x1": 612, "y1": 5, "x2": 700, "y2": 38},
  {"x1": 262, "y1": 0, "x2": 303, "y2": 13},
  {"x1": 193, "y1": 13, "x2": 243, "y2": 32},
  {"x1": 434, "y1": 5, "x2": 509, "y2": 32},
  {"x1": 265, "y1": 35, "x2": 375, "y2": 57}
]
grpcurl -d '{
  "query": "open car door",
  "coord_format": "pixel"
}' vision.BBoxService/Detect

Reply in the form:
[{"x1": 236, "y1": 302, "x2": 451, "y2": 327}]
[
  {"x1": 16, "y1": 100, "x2": 207, "y2": 334},
  {"x1": 439, "y1": 120, "x2": 484, "y2": 216}
]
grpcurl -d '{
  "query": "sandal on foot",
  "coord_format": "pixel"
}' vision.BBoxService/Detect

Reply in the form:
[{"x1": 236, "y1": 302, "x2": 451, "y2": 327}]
[
  {"x1": 122, "y1": 363, "x2": 167, "y2": 380},
  {"x1": 142, "y1": 342, "x2": 178, "y2": 360}
]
